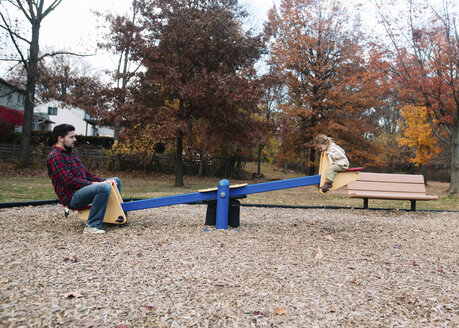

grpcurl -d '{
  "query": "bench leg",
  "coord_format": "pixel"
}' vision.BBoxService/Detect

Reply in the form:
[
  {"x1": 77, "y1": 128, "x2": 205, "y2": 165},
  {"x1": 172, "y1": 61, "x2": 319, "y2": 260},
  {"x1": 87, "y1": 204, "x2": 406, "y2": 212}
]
[
  {"x1": 363, "y1": 198, "x2": 368, "y2": 209},
  {"x1": 411, "y1": 200, "x2": 416, "y2": 211}
]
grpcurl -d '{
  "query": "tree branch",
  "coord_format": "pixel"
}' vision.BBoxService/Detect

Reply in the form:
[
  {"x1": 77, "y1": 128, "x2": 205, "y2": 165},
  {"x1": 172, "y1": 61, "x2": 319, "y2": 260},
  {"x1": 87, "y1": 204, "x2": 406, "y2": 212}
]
[
  {"x1": 37, "y1": 50, "x2": 95, "y2": 62},
  {"x1": 426, "y1": 111, "x2": 449, "y2": 145},
  {"x1": 0, "y1": 25, "x2": 30, "y2": 44},
  {"x1": 0, "y1": 10, "x2": 28, "y2": 70},
  {"x1": 42, "y1": 0, "x2": 64, "y2": 18},
  {"x1": 14, "y1": 0, "x2": 33, "y2": 22}
]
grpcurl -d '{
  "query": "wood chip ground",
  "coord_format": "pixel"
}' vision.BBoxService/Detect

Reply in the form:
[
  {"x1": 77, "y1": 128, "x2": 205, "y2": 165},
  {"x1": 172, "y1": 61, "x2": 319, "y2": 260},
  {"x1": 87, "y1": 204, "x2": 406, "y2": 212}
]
[{"x1": 1, "y1": 205, "x2": 458, "y2": 327}]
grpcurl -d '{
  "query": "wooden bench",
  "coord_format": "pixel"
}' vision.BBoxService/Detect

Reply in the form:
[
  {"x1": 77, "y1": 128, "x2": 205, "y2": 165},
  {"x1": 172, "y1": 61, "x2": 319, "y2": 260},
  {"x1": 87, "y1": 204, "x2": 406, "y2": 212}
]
[{"x1": 347, "y1": 172, "x2": 438, "y2": 211}]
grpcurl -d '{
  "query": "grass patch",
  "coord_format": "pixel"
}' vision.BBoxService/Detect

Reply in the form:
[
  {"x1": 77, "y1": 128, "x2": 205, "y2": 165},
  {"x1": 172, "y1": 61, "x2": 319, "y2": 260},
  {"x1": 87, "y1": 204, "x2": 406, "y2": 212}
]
[{"x1": 0, "y1": 162, "x2": 457, "y2": 211}]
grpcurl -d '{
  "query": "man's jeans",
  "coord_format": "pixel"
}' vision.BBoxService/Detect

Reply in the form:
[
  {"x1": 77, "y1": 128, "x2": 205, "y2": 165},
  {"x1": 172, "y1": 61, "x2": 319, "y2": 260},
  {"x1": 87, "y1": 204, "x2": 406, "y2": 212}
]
[{"x1": 68, "y1": 177, "x2": 122, "y2": 228}]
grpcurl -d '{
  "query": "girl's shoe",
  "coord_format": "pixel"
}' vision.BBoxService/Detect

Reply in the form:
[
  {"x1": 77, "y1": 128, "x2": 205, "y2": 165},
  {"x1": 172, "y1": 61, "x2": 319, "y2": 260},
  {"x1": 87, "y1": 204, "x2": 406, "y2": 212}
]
[{"x1": 320, "y1": 182, "x2": 333, "y2": 192}]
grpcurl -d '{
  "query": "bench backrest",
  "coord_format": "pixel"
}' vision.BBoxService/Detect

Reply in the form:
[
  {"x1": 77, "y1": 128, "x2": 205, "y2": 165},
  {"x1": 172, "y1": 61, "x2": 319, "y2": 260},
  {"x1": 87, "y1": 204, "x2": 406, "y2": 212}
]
[{"x1": 347, "y1": 172, "x2": 427, "y2": 195}]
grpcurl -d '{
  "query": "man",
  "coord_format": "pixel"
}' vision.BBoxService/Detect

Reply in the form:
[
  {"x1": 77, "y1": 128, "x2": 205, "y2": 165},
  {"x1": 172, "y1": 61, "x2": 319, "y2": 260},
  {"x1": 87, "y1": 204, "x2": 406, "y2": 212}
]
[{"x1": 47, "y1": 124, "x2": 122, "y2": 234}]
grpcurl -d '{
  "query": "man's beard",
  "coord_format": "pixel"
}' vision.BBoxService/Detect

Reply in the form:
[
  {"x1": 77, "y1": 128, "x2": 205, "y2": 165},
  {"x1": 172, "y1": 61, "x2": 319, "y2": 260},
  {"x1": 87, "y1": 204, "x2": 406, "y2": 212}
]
[{"x1": 63, "y1": 144, "x2": 73, "y2": 151}]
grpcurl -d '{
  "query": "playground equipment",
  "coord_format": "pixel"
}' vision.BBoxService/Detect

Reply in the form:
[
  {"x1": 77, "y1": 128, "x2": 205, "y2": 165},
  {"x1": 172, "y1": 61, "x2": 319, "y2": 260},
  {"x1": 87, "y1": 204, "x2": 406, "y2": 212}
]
[
  {"x1": 347, "y1": 172, "x2": 438, "y2": 211},
  {"x1": 75, "y1": 153, "x2": 362, "y2": 229},
  {"x1": 76, "y1": 184, "x2": 127, "y2": 224},
  {"x1": 318, "y1": 153, "x2": 363, "y2": 193}
]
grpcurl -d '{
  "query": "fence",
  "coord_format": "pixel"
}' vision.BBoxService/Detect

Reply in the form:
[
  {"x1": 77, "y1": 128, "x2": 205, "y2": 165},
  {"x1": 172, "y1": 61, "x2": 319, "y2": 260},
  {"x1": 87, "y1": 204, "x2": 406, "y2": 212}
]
[
  {"x1": 0, "y1": 143, "x2": 451, "y2": 181},
  {"x1": 0, "y1": 144, "x2": 110, "y2": 167},
  {"x1": 0, "y1": 143, "x2": 183, "y2": 173}
]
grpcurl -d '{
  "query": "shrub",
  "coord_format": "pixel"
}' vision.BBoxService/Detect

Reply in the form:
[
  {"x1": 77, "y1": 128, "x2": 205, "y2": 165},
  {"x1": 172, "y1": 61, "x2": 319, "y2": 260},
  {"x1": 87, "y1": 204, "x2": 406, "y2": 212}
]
[{"x1": 0, "y1": 106, "x2": 23, "y2": 140}]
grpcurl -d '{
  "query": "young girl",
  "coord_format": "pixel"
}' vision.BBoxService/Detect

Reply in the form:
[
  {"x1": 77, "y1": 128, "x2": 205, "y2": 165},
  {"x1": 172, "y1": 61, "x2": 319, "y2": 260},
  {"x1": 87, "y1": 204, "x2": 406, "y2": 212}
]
[{"x1": 314, "y1": 134, "x2": 349, "y2": 192}]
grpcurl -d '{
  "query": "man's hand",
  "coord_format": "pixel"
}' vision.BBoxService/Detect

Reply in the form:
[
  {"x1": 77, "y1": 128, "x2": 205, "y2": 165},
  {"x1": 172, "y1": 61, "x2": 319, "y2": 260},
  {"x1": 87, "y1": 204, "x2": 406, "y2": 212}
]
[{"x1": 92, "y1": 180, "x2": 117, "y2": 186}]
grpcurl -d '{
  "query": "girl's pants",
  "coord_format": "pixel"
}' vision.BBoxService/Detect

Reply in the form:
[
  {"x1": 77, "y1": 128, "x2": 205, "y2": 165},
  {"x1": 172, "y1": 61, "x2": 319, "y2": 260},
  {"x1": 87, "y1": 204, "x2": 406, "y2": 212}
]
[{"x1": 326, "y1": 164, "x2": 349, "y2": 183}]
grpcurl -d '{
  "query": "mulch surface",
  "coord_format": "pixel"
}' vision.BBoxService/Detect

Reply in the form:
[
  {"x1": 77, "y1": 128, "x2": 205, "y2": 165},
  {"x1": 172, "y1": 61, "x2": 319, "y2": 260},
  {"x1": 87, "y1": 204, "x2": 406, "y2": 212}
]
[{"x1": 1, "y1": 204, "x2": 458, "y2": 327}]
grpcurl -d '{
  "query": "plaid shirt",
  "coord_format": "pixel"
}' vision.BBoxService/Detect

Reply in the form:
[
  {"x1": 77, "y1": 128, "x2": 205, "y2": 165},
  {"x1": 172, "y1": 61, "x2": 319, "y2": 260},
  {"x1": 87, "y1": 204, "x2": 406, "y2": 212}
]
[{"x1": 47, "y1": 146, "x2": 104, "y2": 205}]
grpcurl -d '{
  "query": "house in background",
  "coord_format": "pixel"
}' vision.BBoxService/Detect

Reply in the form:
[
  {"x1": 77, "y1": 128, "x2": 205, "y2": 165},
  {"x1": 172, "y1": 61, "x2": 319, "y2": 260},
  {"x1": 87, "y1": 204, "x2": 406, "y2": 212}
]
[
  {"x1": 35, "y1": 100, "x2": 114, "y2": 137},
  {"x1": 1, "y1": 79, "x2": 113, "y2": 136},
  {"x1": 0, "y1": 78, "x2": 54, "y2": 132},
  {"x1": 0, "y1": 78, "x2": 26, "y2": 110}
]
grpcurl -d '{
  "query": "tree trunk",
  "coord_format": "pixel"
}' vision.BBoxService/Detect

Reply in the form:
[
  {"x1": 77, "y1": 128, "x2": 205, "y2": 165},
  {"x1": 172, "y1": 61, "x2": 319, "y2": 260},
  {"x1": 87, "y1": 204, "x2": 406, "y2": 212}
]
[
  {"x1": 19, "y1": 21, "x2": 40, "y2": 168},
  {"x1": 257, "y1": 144, "x2": 263, "y2": 176},
  {"x1": 175, "y1": 130, "x2": 184, "y2": 187},
  {"x1": 448, "y1": 118, "x2": 459, "y2": 194},
  {"x1": 308, "y1": 148, "x2": 316, "y2": 176},
  {"x1": 420, "y1": 164, "x2": 428, "y2": 186},
  {"x1": 199, "y1": 127, "x2": 209, "y2": 178},
  {"x1": 198, "y1": 152, "x2": 204, "y2": 177},
  {"x1": 113, "y1": 122, "x2": 121, "y2": 171}
]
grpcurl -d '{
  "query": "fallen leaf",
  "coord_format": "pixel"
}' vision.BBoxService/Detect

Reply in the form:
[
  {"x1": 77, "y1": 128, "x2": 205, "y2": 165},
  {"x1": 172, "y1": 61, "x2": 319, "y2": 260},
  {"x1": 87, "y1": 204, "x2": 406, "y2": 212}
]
[
  {"x1": 62, "y1": 291, "x2": 82, "y2": 299},
  {"x1": 83, "y1": 321, "x2": 105, "y2": 328},
  {"x1": 85, "y1": 266, "x2": 99, "y2": 271},
  {"x1": 63, "y1": 255, "x2": 78, "y2": 263},
  {"x1": 274, "y1": 306, "x2": 287, "y2": 315},
  {"x1": 114, "y1": 325, "x2": 130, "y2": 328},
  {"x1": 253, "y1": 310, "x2": 269, "y2": 317},
  {"x1": 315, "y1": 247, "x2": 324, "y2": 260}
]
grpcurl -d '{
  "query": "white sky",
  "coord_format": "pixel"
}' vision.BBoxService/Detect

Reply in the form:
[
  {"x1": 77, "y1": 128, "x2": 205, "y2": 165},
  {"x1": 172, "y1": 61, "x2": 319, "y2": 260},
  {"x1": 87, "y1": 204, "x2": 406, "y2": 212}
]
[
  {"x1": 3, "y1": 0, "x2": 454, "y2": 79},
  {"x1": 35, "y1": 0, "x2": 280, "y2": 75}
]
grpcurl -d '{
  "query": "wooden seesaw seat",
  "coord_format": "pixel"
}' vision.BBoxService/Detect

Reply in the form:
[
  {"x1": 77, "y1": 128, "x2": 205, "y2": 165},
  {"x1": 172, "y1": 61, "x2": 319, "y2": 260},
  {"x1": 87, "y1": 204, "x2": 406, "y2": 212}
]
[
  {"x1": 318, "y1": 152, "x2": 364, "y2": 193},
  {"x1": 65, "y1": 184, "x2": 127, "y2": 225}
]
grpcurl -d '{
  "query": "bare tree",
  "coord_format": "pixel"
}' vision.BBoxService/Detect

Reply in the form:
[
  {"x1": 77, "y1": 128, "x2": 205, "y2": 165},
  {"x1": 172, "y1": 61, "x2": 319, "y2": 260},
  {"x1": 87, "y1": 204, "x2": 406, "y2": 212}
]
[
  {"x1": 0, "y1": 0, "x2": 64, "y2": 167},
  {"x1": 96, "y1": 0, "x2": 142, "y2": 170}
]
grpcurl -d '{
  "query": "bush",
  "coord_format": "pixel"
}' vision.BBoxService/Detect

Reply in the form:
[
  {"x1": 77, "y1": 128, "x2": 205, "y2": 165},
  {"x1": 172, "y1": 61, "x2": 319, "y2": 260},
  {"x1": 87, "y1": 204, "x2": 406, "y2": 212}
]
[
  {"x1": 0, "y1": 106, "x2": 23, "y2": 140},
  {"x1": 6, "y1": 131, "x2": 114, "y2": 149}
]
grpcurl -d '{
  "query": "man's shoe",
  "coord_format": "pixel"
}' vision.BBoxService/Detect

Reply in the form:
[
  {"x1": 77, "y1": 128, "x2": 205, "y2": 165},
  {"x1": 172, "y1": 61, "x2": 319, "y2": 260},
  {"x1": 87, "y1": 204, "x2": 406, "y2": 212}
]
[
  {"x1": 83, "y1": 226, "x2": 106, "y2": 234},
  {"x1": 320, "y1": 182, "x2": 333, "y2": 192}
]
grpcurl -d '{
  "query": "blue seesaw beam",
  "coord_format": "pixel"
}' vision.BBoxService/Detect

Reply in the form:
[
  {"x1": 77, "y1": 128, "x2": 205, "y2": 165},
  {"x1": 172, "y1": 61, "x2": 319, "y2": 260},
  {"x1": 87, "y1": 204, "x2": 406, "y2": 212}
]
[
  {"x1": 227, "y1": 175, "x2": 321, "y2": 198},
  {"x1": 120, "y1": 175, "x2": 321, "y2": 212},
  {"x1": 121, "y1": 190, "x2": 218, "y2": 212}
]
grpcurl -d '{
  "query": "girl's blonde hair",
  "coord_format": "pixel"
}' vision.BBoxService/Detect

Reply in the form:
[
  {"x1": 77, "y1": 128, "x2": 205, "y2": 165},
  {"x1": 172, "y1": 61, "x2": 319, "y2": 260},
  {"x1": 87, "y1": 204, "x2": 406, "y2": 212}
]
[{"x1": 314, "y1": 134, "x2": 334, "y2": 146}]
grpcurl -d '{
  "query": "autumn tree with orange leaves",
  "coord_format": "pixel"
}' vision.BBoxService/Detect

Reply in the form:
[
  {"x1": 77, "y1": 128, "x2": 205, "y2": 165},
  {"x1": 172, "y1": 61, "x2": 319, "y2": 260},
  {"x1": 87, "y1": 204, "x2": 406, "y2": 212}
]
[
  {"x1": 265, "y1": 0, "x2": 382, "y2": 174},
  {"x1": 398, "y1": 104, "x2": 442, "y2": 167},
  {"x1": 371, "y1": 0, "x2": 458, "y2": 194}
]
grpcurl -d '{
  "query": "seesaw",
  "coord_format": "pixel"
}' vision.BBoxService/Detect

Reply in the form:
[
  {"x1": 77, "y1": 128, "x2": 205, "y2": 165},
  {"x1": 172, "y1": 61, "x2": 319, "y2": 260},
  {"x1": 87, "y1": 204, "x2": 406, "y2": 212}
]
[
  {"x1": 73, "y1": 184, "x2": 127, "y2": 225},
  {"x1": 74, "y1": 154, "x2": 363, "y2": 229},
  {"x1": 318, "y1": 153, "x2": 363, "y2": 193}
]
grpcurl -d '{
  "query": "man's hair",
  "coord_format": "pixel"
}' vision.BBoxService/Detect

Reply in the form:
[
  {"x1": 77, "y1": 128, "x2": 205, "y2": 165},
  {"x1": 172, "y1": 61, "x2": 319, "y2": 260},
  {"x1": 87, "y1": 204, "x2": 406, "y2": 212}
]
[{"x1": 51, "y1": 124, "x2": 75, "y2": 145}]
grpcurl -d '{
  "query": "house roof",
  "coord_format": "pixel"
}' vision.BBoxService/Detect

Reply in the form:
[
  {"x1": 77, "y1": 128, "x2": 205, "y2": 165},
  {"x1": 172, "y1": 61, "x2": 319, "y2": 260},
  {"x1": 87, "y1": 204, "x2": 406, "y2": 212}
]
[{"x1": 0, "y1": 78, "x2": 26, "y2": 95}]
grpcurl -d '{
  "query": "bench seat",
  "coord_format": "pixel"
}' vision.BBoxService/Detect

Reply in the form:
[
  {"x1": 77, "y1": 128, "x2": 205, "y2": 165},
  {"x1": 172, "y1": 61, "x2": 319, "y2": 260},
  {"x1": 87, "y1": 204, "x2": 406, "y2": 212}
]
[{"x1": 347, "y1": 172, "x2": 438, "y2": 211}]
